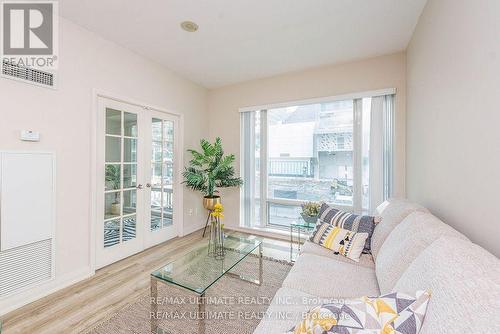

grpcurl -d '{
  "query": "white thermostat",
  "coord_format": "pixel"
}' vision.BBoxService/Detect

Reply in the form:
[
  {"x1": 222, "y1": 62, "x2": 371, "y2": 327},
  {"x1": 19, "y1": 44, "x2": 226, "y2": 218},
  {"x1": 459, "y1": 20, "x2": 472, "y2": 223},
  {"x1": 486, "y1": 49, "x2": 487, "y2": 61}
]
[{"x1": 20, "y1": 130, "x2": 40, "y2": 142}]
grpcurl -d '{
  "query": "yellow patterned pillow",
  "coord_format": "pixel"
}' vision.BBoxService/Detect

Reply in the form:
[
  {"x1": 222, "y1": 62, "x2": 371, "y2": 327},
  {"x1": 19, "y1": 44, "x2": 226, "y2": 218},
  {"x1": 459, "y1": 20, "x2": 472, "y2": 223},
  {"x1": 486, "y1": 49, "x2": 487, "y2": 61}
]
[
  {"x1": 309, "y1": 220, "x2": 368, "y2": 262},
  {"x1": 288, "y1": 290, "x2": 431, "y2": 334}
]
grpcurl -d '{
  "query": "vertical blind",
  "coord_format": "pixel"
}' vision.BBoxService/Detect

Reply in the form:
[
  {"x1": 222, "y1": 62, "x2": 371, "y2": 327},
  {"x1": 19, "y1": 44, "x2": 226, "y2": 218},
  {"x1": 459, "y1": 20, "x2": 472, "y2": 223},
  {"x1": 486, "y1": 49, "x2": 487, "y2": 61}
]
[{"x1": 369, "y1": 94, "x2": 395, "y2": 212}]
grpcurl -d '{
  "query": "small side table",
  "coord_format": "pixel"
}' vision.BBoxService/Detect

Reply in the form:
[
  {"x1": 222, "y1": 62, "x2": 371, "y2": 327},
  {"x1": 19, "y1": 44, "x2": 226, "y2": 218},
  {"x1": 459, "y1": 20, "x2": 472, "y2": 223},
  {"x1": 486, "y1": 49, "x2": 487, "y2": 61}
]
[{"x1": 289, "y1": 222, "x2": 315, "y2": 262}]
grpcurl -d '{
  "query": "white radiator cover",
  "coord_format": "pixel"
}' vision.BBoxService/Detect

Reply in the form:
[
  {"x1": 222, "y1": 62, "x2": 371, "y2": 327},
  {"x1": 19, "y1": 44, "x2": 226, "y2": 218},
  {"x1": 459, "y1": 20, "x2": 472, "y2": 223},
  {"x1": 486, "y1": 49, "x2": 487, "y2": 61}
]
[{"x1": 0, "y1": 152, "x2": 56, "y2": 298}]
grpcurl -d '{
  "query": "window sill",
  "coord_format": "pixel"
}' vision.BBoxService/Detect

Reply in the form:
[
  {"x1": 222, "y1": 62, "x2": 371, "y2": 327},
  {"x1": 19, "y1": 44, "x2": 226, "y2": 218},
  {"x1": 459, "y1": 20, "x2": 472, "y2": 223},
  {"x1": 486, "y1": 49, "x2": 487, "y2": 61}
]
[{"x1": 226, "y1": 225, "x2": 292, "y2": 242}]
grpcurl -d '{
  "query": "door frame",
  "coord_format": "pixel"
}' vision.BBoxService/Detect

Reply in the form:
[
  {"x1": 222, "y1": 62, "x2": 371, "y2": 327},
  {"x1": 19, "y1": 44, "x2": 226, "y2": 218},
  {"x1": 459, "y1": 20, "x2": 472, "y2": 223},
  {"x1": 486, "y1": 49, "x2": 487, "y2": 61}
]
[{"x1": 90, "y1": 90, "x2": 184, "y2": 272}]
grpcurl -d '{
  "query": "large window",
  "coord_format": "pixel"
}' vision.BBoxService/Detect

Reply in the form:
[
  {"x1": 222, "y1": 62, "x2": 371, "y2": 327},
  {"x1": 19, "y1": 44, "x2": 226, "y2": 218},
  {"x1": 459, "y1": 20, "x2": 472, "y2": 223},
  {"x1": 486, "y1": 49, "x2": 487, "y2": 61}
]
[{"x1": 241, "y1": 92, "x2": 394, "y2": 229}]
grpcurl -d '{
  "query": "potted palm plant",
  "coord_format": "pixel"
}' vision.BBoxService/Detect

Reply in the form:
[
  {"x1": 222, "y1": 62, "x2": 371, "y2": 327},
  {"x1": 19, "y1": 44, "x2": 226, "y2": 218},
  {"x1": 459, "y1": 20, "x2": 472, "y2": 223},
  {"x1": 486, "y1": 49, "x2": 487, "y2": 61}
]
[{"x1": 183, "y1": 137, "x2": 243, "y2": 210}]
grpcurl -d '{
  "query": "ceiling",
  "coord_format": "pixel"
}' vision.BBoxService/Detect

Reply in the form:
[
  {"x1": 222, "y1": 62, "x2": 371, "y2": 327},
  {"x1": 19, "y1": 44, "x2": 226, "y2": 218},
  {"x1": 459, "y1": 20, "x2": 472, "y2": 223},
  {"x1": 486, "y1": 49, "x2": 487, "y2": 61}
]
[{"x1": 60, "y1": 0, "x2": 427, "y2": 88}]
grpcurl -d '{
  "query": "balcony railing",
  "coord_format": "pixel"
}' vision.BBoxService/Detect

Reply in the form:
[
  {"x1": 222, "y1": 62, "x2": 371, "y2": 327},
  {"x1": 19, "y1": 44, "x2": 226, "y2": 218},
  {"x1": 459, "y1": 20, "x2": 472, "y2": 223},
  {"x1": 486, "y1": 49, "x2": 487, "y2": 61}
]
[{"x1": 268, "y1": 158, "x2": 313, "y2": 177}]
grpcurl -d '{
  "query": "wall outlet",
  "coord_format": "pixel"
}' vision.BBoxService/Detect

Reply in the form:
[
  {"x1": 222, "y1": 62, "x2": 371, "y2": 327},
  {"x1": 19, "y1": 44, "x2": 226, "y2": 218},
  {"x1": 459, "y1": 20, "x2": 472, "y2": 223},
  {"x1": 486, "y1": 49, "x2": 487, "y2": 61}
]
[{"x1": 188, "y1": 208, "x2": 194, "y2": 216}]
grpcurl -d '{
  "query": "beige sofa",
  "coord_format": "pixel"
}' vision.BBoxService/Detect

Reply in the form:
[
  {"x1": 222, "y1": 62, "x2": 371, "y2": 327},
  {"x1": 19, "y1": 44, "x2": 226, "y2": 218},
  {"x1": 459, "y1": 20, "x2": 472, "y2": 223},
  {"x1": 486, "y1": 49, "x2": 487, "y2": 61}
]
[{"x1": 253, "y1": 199, "x2": 500, "y2": 333}]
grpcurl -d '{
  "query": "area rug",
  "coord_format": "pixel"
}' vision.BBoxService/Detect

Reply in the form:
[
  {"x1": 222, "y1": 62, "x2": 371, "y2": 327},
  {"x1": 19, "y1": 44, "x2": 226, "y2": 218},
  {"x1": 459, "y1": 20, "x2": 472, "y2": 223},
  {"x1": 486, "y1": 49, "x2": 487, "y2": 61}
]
[{"x1": 85, "y1": 255, "x2": 292, "y2": 334}]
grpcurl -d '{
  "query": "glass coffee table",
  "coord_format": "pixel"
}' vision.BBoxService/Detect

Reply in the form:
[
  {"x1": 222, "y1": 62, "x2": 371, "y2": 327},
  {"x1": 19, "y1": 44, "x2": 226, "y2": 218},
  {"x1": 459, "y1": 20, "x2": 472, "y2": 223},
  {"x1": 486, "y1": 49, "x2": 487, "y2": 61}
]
[{"x1": 150, "y1": 235, "x2": 263, "y2": 334}]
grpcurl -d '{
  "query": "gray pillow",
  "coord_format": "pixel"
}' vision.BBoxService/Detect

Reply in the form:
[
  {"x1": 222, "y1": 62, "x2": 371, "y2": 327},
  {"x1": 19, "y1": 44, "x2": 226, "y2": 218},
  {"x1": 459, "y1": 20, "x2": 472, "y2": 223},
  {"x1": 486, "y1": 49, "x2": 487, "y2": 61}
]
[{"x1": 318, "y1": 203, "x2": 376, "y2": 253}]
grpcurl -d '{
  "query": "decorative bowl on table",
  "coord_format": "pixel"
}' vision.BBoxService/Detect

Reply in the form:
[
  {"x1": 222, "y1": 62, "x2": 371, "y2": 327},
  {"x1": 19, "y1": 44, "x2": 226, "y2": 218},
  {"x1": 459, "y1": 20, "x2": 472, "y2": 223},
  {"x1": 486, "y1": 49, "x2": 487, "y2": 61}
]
[{"x1": 300, "y1": 213, "x2": 318, "y2": 226}]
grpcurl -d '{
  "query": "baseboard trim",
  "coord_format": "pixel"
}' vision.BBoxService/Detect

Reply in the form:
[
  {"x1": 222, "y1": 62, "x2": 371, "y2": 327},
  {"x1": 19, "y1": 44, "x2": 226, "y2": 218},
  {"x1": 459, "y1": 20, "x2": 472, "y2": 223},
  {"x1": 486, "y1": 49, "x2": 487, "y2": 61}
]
[
  {"x1": 0, "y1": 267, "x2": 95, "y2": 317},
  {"x1": 181, "y1": 223, "x2": 205, "y2": 237}
]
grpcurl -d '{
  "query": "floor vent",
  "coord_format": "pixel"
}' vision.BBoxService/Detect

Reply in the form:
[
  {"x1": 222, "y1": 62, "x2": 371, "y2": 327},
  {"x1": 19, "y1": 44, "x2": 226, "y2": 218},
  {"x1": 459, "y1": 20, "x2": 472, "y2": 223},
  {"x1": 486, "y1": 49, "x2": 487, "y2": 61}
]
[
  {"x1": 1, "y1": 60, "x2": 56, "y2": 88},
  {"x1": 0, "y1": 239, "x2": 53, "y2": 298}
]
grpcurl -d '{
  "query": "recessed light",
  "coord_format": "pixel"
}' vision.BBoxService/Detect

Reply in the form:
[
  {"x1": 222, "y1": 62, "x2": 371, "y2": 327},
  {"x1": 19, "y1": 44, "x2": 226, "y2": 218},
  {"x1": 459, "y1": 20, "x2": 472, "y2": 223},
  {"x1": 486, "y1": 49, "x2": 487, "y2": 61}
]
[{"x1": 180, "y1": 21, "x2": 199, "y2": 32}]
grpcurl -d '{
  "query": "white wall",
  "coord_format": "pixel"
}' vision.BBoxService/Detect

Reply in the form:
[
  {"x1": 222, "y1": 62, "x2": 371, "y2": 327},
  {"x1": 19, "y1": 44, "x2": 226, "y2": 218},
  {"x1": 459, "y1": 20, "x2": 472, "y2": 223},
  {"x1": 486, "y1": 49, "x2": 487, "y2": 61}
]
[
  {"x1": 208, "y1": 53, "x2": 407, "y2": 227},
  {"x1": 406, "y1": 0, "x2": 500, "y2": 256},
  {"x1": 0, "y1": 18, "x2": 208, "y2": 314}
]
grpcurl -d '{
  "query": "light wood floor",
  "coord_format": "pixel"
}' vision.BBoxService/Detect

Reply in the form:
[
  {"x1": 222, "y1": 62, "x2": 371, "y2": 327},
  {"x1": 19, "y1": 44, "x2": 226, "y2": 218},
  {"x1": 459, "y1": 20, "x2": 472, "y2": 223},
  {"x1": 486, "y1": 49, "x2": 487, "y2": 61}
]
[{"x1": 1, "y1": 230, "x2": 294, "y2": 334}]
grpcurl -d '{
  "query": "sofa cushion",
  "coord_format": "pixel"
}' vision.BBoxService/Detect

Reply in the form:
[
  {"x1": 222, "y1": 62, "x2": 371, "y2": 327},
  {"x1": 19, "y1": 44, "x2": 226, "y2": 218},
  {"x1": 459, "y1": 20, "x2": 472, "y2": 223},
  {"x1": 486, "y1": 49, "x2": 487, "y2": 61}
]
[
  {"x1": 282, "y1": 253, "x2": 380, "y2": 298},
  {"x1": 253, "y1": 287, "x2": 325, "y2": 334},
  {"x1": 300, "y1": 240, "x2": 375, "y2": 269},
  {"x1": 371, "y1": 198, "x2": 429, "y2": 259},
  {"x1": 393, "y1": 237, "x2": 500, "y2": 334},
  {"x1": 286, "y1": 290, "x2": 431, "y2": 334},
  {"x1": 309, "y1": 221, "x2": 368, "y2": 262},
  {"x1": 376, "y1": 212, "x2": 468, "y2": 293},
  {"x1": 318, "y1": 203, "x2": 376, "y2": 252}
]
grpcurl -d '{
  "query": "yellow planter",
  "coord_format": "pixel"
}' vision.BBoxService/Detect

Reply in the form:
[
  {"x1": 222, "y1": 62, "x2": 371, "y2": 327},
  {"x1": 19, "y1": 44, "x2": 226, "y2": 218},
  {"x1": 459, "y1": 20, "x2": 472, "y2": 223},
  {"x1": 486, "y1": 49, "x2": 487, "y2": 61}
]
[{"x1": 203, "y1": 196, "x2": 221, "y2": 211}]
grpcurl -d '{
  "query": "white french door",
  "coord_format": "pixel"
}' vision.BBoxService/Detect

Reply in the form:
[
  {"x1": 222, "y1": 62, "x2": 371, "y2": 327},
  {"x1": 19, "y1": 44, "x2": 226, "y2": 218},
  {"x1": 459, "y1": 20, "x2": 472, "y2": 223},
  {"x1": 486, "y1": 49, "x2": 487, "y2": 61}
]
[
  {"x1": 96, "y1": 97, "x2": 180, "y2": 269},
  {"x1": 143, "y1": 110, "x2": 179, "y2": 248}
]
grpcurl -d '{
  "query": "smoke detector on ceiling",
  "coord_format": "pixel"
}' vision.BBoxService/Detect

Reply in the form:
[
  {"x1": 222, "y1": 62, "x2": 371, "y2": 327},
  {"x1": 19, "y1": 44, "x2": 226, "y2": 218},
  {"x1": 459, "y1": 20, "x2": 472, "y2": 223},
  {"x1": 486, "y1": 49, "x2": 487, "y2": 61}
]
[{"x1": 180, "y1": 21, "x2": 199, "y2": 32}]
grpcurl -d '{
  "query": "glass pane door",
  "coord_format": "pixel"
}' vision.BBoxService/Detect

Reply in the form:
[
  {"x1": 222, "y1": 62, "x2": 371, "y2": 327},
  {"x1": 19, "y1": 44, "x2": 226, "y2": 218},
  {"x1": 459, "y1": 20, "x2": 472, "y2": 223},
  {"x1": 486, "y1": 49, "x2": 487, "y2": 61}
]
[
  {"x1": 150, "y1": 118, "x2": 174, "y2": 231},
  {"x1": 96, "y1": 96, "x2": 179, "y2": 269},
  {"x1": 104, "y1": 107, "x2": 138, "y2": 247}
]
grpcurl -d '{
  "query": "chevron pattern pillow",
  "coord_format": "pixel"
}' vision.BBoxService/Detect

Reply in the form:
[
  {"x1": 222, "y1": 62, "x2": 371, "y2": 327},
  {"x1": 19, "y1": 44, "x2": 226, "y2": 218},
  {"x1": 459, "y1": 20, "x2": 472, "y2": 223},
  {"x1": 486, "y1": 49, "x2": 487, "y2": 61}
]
[
  {"x1": 318, "y1": 203, "x2": 376, "y2": 253},
  {"x1": 288, "y1": 290, "x2": 431, "y2": 334},
  {"x1": 309, "y1": 220, "x2": 368, "y2": 262}
]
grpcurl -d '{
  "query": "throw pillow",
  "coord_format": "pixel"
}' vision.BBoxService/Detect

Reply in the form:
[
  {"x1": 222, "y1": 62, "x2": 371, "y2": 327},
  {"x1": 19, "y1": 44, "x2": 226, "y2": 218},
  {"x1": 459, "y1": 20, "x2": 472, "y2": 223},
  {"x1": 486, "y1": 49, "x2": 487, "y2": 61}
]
[
  {"x1": 288, "y1": 290, "x2": 431, "y2": 334},
  {"x1": 318, "y1": 203, "x2": 376, "y2": 253},
  {"x1": 309, "y1": 220, "x2": 368, "y2": 262}
]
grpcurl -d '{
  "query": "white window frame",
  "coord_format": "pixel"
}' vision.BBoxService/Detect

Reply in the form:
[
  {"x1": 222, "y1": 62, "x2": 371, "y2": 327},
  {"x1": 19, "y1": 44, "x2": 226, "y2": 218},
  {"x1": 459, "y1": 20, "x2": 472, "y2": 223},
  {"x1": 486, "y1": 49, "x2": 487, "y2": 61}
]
[{"x1": 240, "y1": 89, "x2": 395, "y2": 229}]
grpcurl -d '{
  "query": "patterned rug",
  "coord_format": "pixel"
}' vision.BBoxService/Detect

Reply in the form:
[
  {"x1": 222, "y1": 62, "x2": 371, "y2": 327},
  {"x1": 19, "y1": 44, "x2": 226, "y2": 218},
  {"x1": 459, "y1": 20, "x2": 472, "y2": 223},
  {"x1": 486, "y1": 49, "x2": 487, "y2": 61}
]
[{"x1": 85, "y1": 255, "x2": 292, "y2": 334}]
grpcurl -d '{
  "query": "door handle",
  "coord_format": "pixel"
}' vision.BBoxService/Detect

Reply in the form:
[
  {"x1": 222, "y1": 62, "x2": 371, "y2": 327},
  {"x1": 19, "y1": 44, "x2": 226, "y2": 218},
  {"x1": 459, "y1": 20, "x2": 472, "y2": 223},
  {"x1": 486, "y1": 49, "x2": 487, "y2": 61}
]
[
  {"x1": 136, "y1": 184, "x2": 143, "y2": 189},
  {"x1": 146, "y1": 183, "x2": 151, "y2": 188}
]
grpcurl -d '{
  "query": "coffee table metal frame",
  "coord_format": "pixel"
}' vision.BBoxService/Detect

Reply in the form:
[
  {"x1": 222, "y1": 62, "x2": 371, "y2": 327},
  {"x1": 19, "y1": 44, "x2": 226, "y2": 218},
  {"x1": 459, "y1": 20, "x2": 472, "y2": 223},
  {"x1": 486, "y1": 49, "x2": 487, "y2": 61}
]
[{"x1": 289, "y1": 221, "x2": 315, "y2": 262}]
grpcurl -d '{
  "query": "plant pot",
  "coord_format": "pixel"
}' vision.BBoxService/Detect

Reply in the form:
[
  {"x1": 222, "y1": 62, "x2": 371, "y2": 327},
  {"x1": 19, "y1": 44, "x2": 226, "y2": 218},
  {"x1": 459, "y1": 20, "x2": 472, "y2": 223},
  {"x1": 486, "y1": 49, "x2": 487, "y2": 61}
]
[
  {"x1": 300, "y1": 213, "x2": 318, "y2": 226},
  {"x1": 111, "y1": 202, "x2": 121, "y2": 215},
  {"x1": 203, "y1": 196, "x2": 221, "y2": 211}
]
